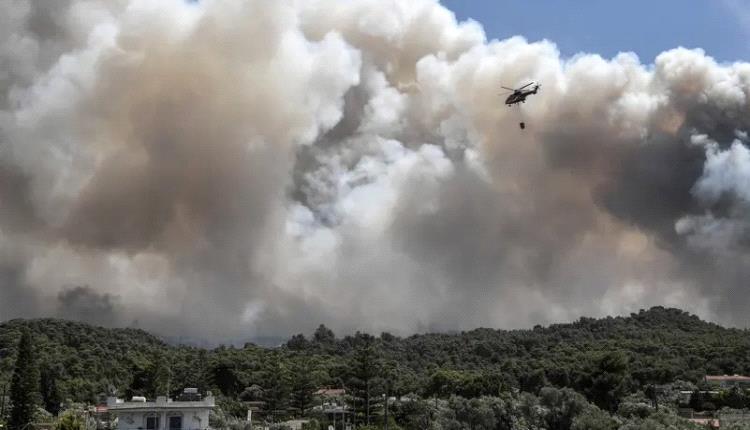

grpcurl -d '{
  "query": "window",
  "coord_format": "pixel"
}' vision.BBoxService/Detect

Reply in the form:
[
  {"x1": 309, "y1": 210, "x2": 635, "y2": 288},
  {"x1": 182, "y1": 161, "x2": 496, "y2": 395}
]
[
  {"x1": 145, "y1": 416, "x2": 160, "y2": 430},
  {"x1": 168, "y1": 416, "x2": 182, "y2": 430}
]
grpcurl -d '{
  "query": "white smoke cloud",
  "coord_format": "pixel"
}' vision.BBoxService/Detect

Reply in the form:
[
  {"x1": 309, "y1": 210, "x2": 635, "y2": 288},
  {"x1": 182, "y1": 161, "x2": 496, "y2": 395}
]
[
  {"x1": 1, "y1": 0, "x2": 749, "y2": 339},
  {"x1": 693, "y1": 139, "x2": 750, "y2": 204}
]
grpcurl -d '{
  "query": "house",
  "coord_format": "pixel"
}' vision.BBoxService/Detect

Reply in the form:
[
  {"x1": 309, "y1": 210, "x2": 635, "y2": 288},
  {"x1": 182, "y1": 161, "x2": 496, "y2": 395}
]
[
  {"x1": 704, "y1": 375, "x2": 750, "y2": 389},
  {"x1": 678, "y1": 390, "x2": 720, "y2": 405},
  {"x1": 92, "y1": 404, "x2": 112, "y2": 430},
  {"x1": 312, "y1": 388, "x2": 351, "y2": 430},
  {"x1": 106, "y1": 389, "x2": 214, "y2": 430},
  {"x1": 280, "y1": 419, "x2": 310, "y2": 430},
  {"x1": 686, "y1": 417, "x2": 719, "y2": 428},
  {"x1": 313, "y1": 388, "x2": 348, "y2": 411},
  {"x1": 314, "y1": 388, "x2": 346, "y2": 398},
  {"x1": 719, "y1": 410, "x2": 750, "y2": 427}
]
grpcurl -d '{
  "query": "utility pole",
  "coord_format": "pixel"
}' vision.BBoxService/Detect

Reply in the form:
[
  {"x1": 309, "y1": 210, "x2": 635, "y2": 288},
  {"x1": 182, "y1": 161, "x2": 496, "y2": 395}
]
[
  {"x1": 247, "y1": 407, "x2": 253, "y2": 430},
  {"x1": 383, "y1": 380, "x2": 390, "y2": 430},
  {"x1": 0, "y1": 382, "x2": 7, "y2": 422},
  {"x1": 365, "y1": 379, "x2": 370, "y2": 426},
  {"x1": 336, "y1": 378, "x2": 348, "y2": 430},
  {"x1": 383, "y1": 396, "x2": 388, "y2": 430}
]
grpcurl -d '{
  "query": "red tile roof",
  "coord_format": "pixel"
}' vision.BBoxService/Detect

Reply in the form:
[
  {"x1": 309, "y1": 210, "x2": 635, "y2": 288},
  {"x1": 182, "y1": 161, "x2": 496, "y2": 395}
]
[
  {"x1": 315, "y1": 388, "x2": 346, "y2": 396},
  {"x1": 705, "y1": 375, "x2": 750, "y2": 382}
]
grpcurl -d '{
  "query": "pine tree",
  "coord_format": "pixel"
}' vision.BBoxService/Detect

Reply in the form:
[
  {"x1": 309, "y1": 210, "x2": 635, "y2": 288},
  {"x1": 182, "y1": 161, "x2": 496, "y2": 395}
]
[
  {"x1": 262, "y1": 354, "x2": 291, "y2": 422},
  {"x1": 153, "y1": 355, "x2": 172, "y2": 397},
  {"x1": 347, "y1": 333, "x2": 382, "y2": 427},
  {"x1": 312, "y1": 325, "x2": 335, "y2": 344},
  {"x1": 194, "y1": 349, "x2": 210, "y2": 393},
  {"x1": 289, "y1": 357, "x2": 318, "y2": 417},
  {"x1": 9, "y1": 330, "x2": 40, "y2": 430},
  {"x1": 39, "y1": 366, "x2": 62, "y2": 416}
]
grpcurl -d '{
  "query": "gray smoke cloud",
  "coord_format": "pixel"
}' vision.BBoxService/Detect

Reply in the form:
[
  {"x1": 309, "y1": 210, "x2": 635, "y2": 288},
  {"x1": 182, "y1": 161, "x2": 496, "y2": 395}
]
[
  {"x1": 1, "y1": 0, "x2": 749, "y2": 339},
  {"x1": 57, "y1": 285, "x2": 120, "y2": 326}
]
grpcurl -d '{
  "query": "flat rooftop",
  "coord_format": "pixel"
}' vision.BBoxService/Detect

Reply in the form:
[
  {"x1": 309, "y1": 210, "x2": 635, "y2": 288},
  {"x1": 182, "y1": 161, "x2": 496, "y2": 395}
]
[{"x1": 107, "y1": 395, "x2": 215, "y2": 411}]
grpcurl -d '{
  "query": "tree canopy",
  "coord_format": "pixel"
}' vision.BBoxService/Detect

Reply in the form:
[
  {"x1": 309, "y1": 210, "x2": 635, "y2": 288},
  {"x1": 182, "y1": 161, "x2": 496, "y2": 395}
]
[{"x1": 0, "y1": 307, "x2": 748, "y2": 429}]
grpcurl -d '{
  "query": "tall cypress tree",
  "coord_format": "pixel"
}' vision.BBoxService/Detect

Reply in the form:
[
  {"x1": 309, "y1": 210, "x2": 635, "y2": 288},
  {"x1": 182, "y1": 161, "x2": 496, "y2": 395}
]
[
  {"x1": 9, "y1": 330, "x2": 40, "y2": 430},
  {"x1": 347, "y1": 333, "x2": 382, "y2": 427},
  {"x1": 39, "y1": 366, "x2": 63, "y2": 416},
  {"x1": 262, "y1": 354, "x2": 291, "y2": 422},
  {"x1": 152, "y1": 355, "x2": 172, "y2": 397},
  {"x1": 289, "y1": 357, "x2": 317, "y2": 417}
]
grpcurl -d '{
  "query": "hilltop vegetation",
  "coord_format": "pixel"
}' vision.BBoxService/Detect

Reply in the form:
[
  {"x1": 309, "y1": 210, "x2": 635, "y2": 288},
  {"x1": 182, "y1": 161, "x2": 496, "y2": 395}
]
[{"x1": 1, "y1": 307, "x2": 749, "y2": 429}]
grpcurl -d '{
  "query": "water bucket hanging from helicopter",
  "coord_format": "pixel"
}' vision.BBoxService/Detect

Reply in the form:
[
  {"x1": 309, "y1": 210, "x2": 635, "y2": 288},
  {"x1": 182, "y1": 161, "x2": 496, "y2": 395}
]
[{"x1": 499, "y1": 81, "x2": 540, "y2": 130}]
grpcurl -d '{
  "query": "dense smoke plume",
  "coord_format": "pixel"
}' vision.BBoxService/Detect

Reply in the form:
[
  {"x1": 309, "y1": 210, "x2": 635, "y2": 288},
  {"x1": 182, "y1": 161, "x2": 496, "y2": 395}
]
[{"x1": 1, "y1": 0, "x2": 749, "y2": 339}]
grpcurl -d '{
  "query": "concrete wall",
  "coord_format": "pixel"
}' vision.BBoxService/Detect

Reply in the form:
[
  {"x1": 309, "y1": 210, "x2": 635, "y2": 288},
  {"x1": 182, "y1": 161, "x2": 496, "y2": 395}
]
[
  {"x1": 114, "y1": 408, "x2": 210, "y2": 430},
  {"x1": 108, "y1": 395, "x2": 214, "y2": 430}
]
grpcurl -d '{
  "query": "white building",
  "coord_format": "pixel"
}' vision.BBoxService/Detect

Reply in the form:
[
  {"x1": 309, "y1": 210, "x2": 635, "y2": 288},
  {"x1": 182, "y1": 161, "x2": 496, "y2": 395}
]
[
  {"x1": 704, "y1": 375, "x2": 750, "y2": 389},
  {"x1": 107, "y1": 390, "x2": 214, "y2": 430}
]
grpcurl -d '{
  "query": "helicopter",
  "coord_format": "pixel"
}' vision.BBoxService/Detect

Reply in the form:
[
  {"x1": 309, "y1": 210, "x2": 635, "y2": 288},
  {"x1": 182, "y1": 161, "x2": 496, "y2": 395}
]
[{"x1": 501, "y1": 82, "x2": 541, "y2": 106}]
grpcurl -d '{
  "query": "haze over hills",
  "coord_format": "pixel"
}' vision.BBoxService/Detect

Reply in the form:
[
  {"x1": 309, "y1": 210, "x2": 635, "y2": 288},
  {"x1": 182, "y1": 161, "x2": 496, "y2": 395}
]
[{"x1": 1, "y1": 307, "x2": 749, "y2": 402}]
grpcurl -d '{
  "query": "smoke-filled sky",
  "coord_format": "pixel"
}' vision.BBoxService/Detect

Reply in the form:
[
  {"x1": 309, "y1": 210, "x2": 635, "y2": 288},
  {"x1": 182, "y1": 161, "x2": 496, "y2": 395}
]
[{"x1": 1, "y1": 0, "x2": 750, "y2": 341}]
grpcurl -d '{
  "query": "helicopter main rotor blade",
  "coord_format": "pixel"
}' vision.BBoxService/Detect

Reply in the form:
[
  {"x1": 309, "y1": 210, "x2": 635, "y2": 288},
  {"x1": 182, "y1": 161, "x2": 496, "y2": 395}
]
[
  {"x1": 517, "y1": 82, "x2": 534, "y2": 90},
  {"x1": 501, "y1": 86, "x2": 515, "y2": 91}
]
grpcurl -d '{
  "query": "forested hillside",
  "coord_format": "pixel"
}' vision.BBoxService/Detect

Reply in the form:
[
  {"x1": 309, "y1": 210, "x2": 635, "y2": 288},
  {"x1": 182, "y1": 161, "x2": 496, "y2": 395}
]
[{"x1": 1, "y1": 307, "x2": 749, "y2": 428}]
